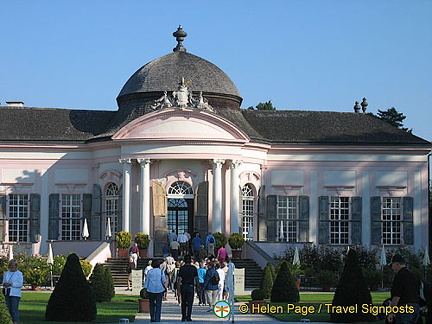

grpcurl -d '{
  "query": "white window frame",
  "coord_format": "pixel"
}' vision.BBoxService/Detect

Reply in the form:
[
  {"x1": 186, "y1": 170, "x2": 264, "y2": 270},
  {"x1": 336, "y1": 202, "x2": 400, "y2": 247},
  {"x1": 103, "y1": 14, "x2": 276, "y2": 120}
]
[
  {"x1": 277, "y1": 196, "x2": 298, "y2": 242},
  {"x1": 382, "y1": 197, "x2": 402, "y2": 245},
  {"x1": 8, "y1": 194, "x2": 29, "y2": 242},
  {"x1": 105, "y1": 182, "x2": 120, "y2": 235},
  {"x1": 329, "y1": 196, "x2": 350, "y2": 245},
  {"x1": 60, "y1": 193, "x2": 82, "y2": 241},
  {"x1": 241, "y1": 184, "x2": 255, "y2": 240}
]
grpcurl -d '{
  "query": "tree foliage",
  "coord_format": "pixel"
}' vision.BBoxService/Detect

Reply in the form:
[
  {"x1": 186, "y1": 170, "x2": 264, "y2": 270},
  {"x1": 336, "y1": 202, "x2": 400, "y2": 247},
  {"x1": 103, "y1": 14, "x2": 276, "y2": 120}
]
[
  {"x1": 90, "y1": 263, "x2": 115, "y2": 302},
  {"x1": 247, "y1": 100, "x2": 276, "y2": 110},
  {"x1": 260, "y1": 262, "x2": 275, "y2": 299},
  {"x1": 0, "y1": 291, "x2": 12, "y2": 324},
  {"x1": 331, "y1": 249, "x2": 375, "y2": 322},
  {"x1": 45, "y1": 253, "x2": 96, "y2": 322},
  {"x1": 377, "y1": 107, "x2": 410, "y2": 132},
  {"x1": 270, "y1": 261, "x2": 299, "y2": 302}
]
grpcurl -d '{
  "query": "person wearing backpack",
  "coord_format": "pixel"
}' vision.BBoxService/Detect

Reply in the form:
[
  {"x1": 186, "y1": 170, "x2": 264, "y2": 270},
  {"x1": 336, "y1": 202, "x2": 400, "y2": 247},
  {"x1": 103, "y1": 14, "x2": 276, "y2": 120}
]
[{"x1": 203, "y1": 261, "x2": 219, "y2": 312}]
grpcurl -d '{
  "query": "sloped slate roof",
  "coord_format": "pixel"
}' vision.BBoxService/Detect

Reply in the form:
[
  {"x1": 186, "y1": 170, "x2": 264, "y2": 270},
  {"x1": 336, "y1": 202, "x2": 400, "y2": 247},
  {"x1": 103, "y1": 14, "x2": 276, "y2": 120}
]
[
  {"x1": 239, "y1": 110, "x2": 430, "y2": 145},
  {"x1": 0, "y1": 106, "x2": 429, "y2": 146}
]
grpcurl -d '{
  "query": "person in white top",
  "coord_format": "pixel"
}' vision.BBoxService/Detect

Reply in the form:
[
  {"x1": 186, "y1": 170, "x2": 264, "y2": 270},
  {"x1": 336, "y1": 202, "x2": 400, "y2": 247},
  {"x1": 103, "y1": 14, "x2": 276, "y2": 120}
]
[
  {"x1": 2, "y1": 259, "x2": 24, "y2": 324},
  {"x1": 216, "y1": 262, "x2": 226, "y2": 301}
]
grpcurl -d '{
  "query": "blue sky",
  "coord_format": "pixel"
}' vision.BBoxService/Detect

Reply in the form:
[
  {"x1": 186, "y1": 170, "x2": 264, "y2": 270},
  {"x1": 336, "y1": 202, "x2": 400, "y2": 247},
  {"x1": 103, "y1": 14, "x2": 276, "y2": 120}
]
[{"x1": 1, "y1": 1, "x2": 431, "y2": 141}]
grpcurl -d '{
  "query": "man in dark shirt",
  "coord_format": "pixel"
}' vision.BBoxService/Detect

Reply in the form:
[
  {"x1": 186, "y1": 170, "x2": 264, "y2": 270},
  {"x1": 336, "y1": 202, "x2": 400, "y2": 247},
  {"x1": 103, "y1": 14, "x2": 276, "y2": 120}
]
[
  {"x1": 177, "y1": 255, "x2": 198, "y2": 321},
  {"x1": 387, "y1": 254, "x2": 421, "y2": 323}
]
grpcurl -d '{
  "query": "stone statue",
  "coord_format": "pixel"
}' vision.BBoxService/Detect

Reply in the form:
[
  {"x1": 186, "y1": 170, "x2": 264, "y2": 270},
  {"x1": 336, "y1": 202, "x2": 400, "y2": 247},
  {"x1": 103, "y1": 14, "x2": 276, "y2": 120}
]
[
  {"x1": 172, "y1": 77, "x2": 190, "y2": 109},
  {"x1": 151, "y1": 91, "x2": 173, "y2": 110},
  {"x1": 195, "y1": 91, "x2": 213, "y2": 111}
]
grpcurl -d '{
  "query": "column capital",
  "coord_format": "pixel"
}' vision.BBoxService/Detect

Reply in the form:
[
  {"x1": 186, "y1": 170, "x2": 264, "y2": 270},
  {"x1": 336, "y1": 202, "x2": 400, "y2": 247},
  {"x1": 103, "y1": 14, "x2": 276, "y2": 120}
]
[
  {"x1": 211, "y1": 159, "x2": 226, "y2": 167},
  {"x1": 229, "y1": 160, "x2": 243, "y2": 169},
  {"x1": 119, "y1": 158, "x2": 132, "y2": 164},
  {"x1": 137, "y1": 158, "x2": 151, "y2": 166}
]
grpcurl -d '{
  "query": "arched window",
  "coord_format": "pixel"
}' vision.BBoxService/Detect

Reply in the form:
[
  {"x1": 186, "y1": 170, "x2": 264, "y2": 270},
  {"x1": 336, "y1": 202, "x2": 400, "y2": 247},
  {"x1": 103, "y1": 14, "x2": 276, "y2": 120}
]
[
  {"x1": 241, "y1": 184, "x2": 255, "y2": 240},
  {"x1": 167, "y1": 181, "x2": 193, "y2": 197},
  {"x1": 167, "y1": 181, "x2": 194, "y2": 235},
  {"x1": 105, "y1": 183, "x2": 119, "y2": 235}
]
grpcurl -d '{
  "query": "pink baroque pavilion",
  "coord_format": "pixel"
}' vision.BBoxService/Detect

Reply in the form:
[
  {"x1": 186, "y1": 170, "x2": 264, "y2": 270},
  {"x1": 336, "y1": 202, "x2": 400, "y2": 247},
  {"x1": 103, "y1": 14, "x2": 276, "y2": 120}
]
[{"x1": 0, "y1": 27, "x2": 430, "y2": 259}]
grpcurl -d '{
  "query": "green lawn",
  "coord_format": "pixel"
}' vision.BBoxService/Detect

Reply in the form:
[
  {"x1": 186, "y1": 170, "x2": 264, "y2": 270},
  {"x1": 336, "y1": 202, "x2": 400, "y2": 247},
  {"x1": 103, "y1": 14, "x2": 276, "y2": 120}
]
[
  {"x1": 19, "y1": 293, "x2": 140, "y2": 324},
  {"x1": 236, "y1": 292, "x2": 390, "y2": 323}
]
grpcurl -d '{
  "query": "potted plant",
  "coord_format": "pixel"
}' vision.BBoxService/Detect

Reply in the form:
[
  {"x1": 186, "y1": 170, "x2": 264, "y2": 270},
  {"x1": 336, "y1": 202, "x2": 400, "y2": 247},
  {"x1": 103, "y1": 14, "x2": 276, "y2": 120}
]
[
  {"x1": 134, "y1": 233, "x2": 150, "y2": 257},
  {"x1": 228, "y1": 233, "x2": 245, "y2": 259},
  {"x1": 212, "y1": 232, "x2": 227, "y2": 250},
  {"x1": 316, "y1": 270, "x2": 338, "y2": 292},
  {"x1": 139, "y1": 288, "x2": 150, "y2": 313},
  {"x1": 115, "y1": 231, "x2": 132, "y2": 258}
]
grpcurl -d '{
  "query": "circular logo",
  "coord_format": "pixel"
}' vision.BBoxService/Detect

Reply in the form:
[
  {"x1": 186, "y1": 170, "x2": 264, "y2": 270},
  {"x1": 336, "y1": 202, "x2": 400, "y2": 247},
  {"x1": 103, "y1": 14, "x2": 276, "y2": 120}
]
[{"x1": 213, "y1": 300, "x2": 231, "y2": 318}]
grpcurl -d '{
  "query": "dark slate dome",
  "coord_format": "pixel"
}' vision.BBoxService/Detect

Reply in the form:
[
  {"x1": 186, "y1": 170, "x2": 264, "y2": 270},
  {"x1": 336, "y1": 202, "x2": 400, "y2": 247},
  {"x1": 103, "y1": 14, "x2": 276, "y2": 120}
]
[{"x1": 117, "y1": 27, "x2": 242, "y2": 113}]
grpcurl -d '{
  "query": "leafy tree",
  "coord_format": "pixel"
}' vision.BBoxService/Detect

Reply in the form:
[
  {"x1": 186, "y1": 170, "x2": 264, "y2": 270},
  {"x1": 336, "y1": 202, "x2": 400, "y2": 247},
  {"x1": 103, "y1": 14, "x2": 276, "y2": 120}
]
[
  {"x1": 377, "y1": 107, "x2": 410, "y2": 132},
  {"x1": 45, "y1": 253, "x2": 96, "y2": 322},
  {"x1": 270, "y1": 261, "x2": 299, "y2": 302},
  {"x1": 247, "y1": 100, "x2": 276, "y2": 110},
  {"x1": 90, "y1": 263, "x2": 115, "y2": 302},
  {"x1": 331, "y1": 249, "x2": 375, "y2": 322}
]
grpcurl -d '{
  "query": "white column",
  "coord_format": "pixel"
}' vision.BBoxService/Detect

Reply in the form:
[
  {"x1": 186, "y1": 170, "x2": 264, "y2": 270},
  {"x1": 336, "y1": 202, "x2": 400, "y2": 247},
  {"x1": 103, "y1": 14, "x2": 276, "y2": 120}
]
[
  {"x1": 137, "y1": 159, "x2": 151, "y2": 235},
  {"x1": 119, "y1": 159, "x2": 132, "y2": 233},
  {"x1": 229, "y1": 160, "x2": 242, "y2": 233},
  {"x1": 212, "y1": 159, "x2": 225, "y2": 233}
]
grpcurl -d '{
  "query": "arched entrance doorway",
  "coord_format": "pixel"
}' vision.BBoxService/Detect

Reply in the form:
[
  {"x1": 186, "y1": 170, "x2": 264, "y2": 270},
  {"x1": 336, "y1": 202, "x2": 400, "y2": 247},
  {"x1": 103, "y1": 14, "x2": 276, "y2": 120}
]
[{"x1": 167, "y1": 181, "x2": 194, "y2": 235}]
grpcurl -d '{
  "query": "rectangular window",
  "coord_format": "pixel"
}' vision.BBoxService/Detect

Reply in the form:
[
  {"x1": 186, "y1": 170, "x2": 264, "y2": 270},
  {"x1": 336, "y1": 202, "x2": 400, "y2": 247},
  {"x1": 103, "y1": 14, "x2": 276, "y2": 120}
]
[
  {"x1": 242, "y1": 198, "x2": 254, "y2": 240},
  {"x1": 106, "y1": 197, "x2": 119, "y2": 235},
  {"x1": 330, "y1": 197, "x2": 350, "y2": 244},
  {"x1": 60, "y1": 194, "x2": 81, "y2": 240},
  {"x1": 382, "y1": 197, "x2": 401, "y2": 245},
  {"x1": 277, "y1": 196, "x2": 298, "y2": 242},
  {"x1": 8, "y1": 194, "x2": 29, "y2": 242}
]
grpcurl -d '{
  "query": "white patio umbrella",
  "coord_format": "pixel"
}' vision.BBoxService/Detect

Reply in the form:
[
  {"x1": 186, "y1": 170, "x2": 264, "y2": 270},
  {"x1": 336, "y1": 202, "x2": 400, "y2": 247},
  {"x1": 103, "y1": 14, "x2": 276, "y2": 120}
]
[
  {"x1": 293, "y1": 246, "x2": 300, "y2": 266},
  {"x1": 380, "y1": 246, "x2": 387, "y2": 266},
  {"x1": 82, "y1": 218, "x2": 89, "y2": 240},
  {"x1": 380, "y1": 246, "x2": 387, "y2": 289},
  {"x1": 47, "y1": 242, "x2": 54, "y2": 289},
  {"x1": 247, "y1": 223, "x2": 254, "y2": 240},
  {"x1": 8, "y1": 245, "x2": 13, "y2": 260},
  {"x1": 279, "y1": 220, "x2": 284, "y2": 241},
  {"x1": 106, "y1": 217, "x2": 112, "y2": 239},
  {"x1": 423, "y1": 246, "x2": 431, "y2": 267}
]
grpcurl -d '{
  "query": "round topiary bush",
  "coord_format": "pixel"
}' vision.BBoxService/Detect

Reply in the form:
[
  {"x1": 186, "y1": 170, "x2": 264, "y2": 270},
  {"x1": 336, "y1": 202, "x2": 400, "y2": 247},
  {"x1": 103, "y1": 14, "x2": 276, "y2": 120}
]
[
  {"x1": 45, "y1": 253, "x2": 96, "y2": 322},
  {"x1": 212, "y1": 232, "x2": 227, "y2": 250},
  {"x1": 270, "y1": 261, "x2": 299, "y2": 302},
  {"x1": 251, "y1": 288, "x2": 266, "y2": 300}
]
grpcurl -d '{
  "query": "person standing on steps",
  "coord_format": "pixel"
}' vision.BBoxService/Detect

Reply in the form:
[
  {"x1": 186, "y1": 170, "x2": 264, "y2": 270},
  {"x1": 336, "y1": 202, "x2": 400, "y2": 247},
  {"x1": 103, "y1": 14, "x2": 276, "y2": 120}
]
[
  {"x1": 126, "y1": 256, "x2": 136, "y2": 291},
  {"x1": 177, "y1": 254, "x2": 198, "y2": 322}
]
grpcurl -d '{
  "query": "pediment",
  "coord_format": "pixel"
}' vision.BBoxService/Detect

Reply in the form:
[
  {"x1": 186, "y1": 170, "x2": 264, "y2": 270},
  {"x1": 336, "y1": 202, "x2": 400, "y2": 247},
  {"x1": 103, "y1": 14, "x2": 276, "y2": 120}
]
[{"x1": 113, "y1": 107, "x2": 249, "y2": 143}]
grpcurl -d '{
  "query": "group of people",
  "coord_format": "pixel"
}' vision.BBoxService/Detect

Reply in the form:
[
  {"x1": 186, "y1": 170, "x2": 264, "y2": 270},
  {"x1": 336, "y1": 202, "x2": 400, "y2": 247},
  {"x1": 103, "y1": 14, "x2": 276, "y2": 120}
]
[{"x1": 143, "y1": 254, "x2": 235, "y2": 322}]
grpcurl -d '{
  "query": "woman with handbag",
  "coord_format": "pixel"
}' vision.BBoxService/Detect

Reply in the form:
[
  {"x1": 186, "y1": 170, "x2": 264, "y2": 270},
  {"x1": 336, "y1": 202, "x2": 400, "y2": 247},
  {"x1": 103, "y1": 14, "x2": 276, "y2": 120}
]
[
  {"x1": 143, "y1": 259, "x2": 166, "y2": 322},
  {"x1": 2, "y1": 259, "x2": 23, "y2": 324}
]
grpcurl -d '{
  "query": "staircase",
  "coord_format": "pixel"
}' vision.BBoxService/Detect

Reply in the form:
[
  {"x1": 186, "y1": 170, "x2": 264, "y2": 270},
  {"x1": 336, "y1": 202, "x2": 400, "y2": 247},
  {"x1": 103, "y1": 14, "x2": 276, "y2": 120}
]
[
  {"x1": 104, "y1": 257, "x2": 262, "y2": 288},
  {"x1": 232, "y1": 258, "x2": 263, "y2": 288}
]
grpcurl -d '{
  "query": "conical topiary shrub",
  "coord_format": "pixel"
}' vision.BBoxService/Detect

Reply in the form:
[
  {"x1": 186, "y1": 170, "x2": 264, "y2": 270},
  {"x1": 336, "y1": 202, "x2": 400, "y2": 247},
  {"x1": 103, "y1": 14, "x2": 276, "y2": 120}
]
[
  {"x1": 270, "y1": 260, "x2": 299, "y2": 302},
  {"x1": 261, "y1": 262, "x2": 275, "y2": 299},
  {"x1": 0, "y1": 291, "x2": 12, "y2": 324},
  {"x1": 90, "y1": 263, "x2": 115, "y2": 302},
  {"x1": 330, "y1": 249, "x2": 375, "y2": 323},
  {"x1": 45, "y1": 253, "x2": 96, "y2": 322}
]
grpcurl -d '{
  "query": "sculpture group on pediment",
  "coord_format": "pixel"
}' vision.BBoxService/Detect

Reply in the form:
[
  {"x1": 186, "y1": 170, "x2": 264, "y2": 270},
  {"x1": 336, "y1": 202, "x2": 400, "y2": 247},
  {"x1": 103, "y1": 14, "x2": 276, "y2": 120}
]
[{"x1": 149, "y1": 77, "x2": 213, "y2": 112}]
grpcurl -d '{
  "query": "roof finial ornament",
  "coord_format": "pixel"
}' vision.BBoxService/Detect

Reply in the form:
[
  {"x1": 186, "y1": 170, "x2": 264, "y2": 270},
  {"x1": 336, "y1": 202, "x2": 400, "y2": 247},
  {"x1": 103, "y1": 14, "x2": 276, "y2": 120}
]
[
  {"x1": 353, "y1": 101, "x2": 361, "y2": 113},
  {"x1": 361, "y1": 97, "x2": 368, "y2": 113},
  {"x1": 173, "y1": 25, "x2": 187, "y2": 52}
]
